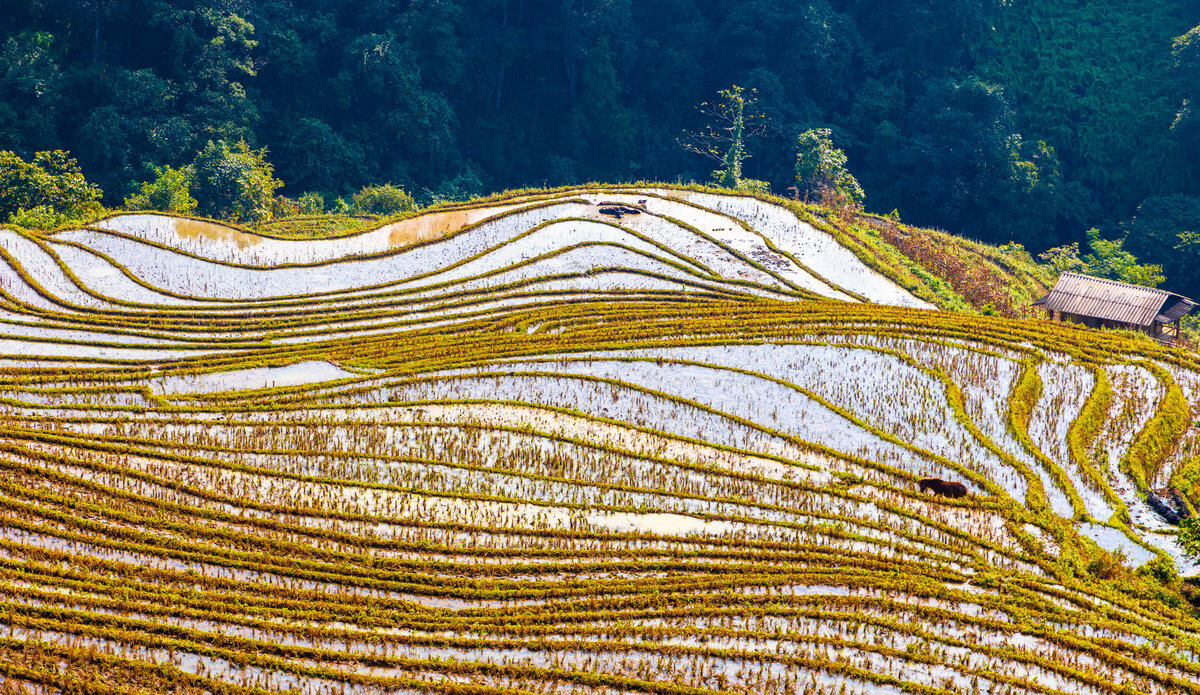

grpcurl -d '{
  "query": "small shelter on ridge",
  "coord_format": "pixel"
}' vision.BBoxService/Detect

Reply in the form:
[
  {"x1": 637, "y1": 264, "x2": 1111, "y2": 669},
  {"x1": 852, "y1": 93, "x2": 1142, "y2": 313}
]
[{"x1": 1032, "y1": 272, "x2": 1195, "y2": 343}]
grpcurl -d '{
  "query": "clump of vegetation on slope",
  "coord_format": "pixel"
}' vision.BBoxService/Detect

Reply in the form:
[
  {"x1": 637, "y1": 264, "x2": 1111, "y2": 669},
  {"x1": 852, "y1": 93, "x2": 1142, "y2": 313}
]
[
  {"x1": 0, "y1": 150, "x2": 106, "y2": 229},
  {"x1": 818, "y1": 211, "x2": 1052, "y2": 318}
]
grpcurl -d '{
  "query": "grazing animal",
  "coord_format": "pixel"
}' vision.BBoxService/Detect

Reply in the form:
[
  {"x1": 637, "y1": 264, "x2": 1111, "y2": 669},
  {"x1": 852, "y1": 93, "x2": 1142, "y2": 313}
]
[
  {"x1": 918, "y1": 477, "x2": 968, "y2": 499},
  {"x1": 598, "y1": 204, "x2": 642, "y2": 219}
]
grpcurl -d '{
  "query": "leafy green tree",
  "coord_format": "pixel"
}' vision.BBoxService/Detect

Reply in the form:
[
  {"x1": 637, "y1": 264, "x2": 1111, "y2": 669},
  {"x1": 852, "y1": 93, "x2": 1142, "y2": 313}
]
[
  {"x1": 424, "y1": 164, "x2": 485, "y2": 205},
  {"x1": 350, "y1": 184, "x2": 417, "y2": 216},
  {"x1": 715, "y1": 1, "x2": 855, "y2": 116},
  {"x1": 849, "y1": 0, "x2": 994, "y2": 84},
  {"x1": 1081, "y1": 228, "x2": 1165, "y2": 288},
  {"x1": 1123, "y1": 195, "x2": 1200, "y2": 298},
  {"x1": 402, "y1": 0, "x2": 468, "y2": 88},
  {"x1": 334, "y1": 32, "x2": 457, "y2": 185},
  {"x1": 574, "y1": 37, "x2": 637, "y2": 179},
  {"x1": 1038, "y1": 243, "x2": 1085, "y2": 275},
  {"x1": 78, "y1": 68, "x2": 184, "y2": 197},
  {"x1": 180, "y1": 8, "x2": 260, "y2": 144},
  {"x1": 678, "y1": 86, "x2": 768, "y2": 189},
  {"x1": 276, "y1": 117, "x2": 365, "y2": 195},
  {"x1": 133, "y1": 4, "x2": 260, "y2": 149},
  {"x1": 982, "y1": 0, "x2": 1189, "y2": 208},
  {"x1": 886, "y1": 77, "x2": 1081, "y2": 247},
  {"x1": 794, "y1": 127, "x2": 863, "y2": 207},
  {"x1": 296, "y1": 192, "x2": 325, "y2": 215},
  {"x1": 1178, "y1": 516, "x2": 1200, "y2": 563},
  {"x1": 190, "y1": 12, "x2": 261, "y2": 144},
  {"x1": 0, "y1": 150, "x2": 103, "y2": 222},
  {"x1": 124, "y1": 165, "x2": 196, "y2": 214},
  {"x1": 0, "y1": 32, "x2": 63, "y2": 154},
  {"x1": 1171, "y1": 25, "x2": 1200, "y2": 159},
  {"x1": 189, "y1": 140, "x2": 281, "y2": 222}
]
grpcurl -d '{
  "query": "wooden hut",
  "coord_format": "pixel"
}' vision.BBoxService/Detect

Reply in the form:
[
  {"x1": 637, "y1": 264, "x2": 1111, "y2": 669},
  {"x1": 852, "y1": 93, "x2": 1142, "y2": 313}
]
[{"x1": 1032, "y1": 272, "x2": 1195, "y2": 343}]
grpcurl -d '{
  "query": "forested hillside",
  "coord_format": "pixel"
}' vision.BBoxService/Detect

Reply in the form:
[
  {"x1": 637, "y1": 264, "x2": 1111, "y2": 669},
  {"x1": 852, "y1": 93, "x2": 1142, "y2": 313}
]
[{"x1": 3, "y1": 0, "x2": 1200, "y2": 295}]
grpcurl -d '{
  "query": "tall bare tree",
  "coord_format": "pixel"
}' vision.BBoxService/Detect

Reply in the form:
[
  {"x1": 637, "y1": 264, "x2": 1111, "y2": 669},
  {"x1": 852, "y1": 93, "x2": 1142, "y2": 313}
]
[{"x1": 677, "y1": 86, "x2": 768, "y2": 188}]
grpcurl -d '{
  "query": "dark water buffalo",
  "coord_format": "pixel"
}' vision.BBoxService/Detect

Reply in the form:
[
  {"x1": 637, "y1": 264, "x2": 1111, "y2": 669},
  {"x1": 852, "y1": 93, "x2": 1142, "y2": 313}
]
[
  {"x1": 598, "y1": 204, "x2": 643, "y2": 219},
  {"x1": 919, "y1": 477, "x2": 968, "y2": 499}
]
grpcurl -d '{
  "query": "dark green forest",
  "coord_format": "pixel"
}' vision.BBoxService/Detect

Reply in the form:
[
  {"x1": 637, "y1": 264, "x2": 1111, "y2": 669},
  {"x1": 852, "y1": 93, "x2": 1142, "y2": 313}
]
[{"x1": 5, "y1": 0, "x2": 1200, "y2": 294}]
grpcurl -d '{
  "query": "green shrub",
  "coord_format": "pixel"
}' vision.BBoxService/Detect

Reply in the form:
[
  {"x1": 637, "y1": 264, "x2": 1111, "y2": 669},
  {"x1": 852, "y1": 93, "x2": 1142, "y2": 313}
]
[
  {"x1": 190, "y1": 140, "x2": 283, "y2": 222},
  {"x1": 1088, "y1": 547, "x2": 1127, "y2": 580},
  {"x1": 1177, "y1": 516, "x2": 1200, "y2": 563},
  {"x1": 124, "y1": 165, "x2": 196, "y2": 214},
  {"x1": 8, "y1": 205, "x2": 69, "y2": 230},
  {"x1": 296, "y1": 192, "x2": 325, "y2": 215},
  {"x1": 1038, "y1": 242, "x2": 1085, "y2": 275},
  {"x1": 795, "y1": 128, "x2": 864, "y2": 208},
  {"x1": 1081, "y1": 227, "x2": 1165, "y2": 288},
  {"x1": 735, "y1": 178, "x2": 771, "y2": 195},
  {"x1": 1140, "y1": 555, "x2": 1178, "y2": 585},
  {"x1": 271, "y1": 196, "x2": 301, "y2": 218},
  {"x1": 350, "y1": 184, "x2": 417, "y2": 216},
  {"x1": 0, "y1": 150, "x2": 104, "y2": 224},
  {"x1": 424, "y1": 166, "x2": 485, "y2": 205}
]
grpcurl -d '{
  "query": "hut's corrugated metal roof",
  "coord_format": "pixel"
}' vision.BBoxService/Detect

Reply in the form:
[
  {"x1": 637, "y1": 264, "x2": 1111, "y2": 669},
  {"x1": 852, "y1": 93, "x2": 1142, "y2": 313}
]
[
  {"x1": 1032, "y1": 272, "x2": 1190, "y2": 327},
  {"x1": 1157, "y1": 298, "x2": 1197, "y2": 323}
]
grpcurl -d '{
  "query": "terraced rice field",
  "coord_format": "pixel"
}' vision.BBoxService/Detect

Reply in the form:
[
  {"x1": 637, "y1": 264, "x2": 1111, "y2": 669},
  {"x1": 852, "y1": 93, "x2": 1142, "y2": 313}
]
[{"x1": 1, "y1": 186, "x2": 1200, "y2": 694}]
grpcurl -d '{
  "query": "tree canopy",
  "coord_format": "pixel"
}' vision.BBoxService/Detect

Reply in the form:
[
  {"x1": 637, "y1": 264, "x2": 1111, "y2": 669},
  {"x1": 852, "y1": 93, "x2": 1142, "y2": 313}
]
[
  {"x1": 0, "y1": 150, "x2": 103, "y2": 227},
  {"x1": 189, "y1": 139, "x2": 282, "y2": 222},
  {"x1": 794, "y1": 127, "x2": 863, "y2": 208}
]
